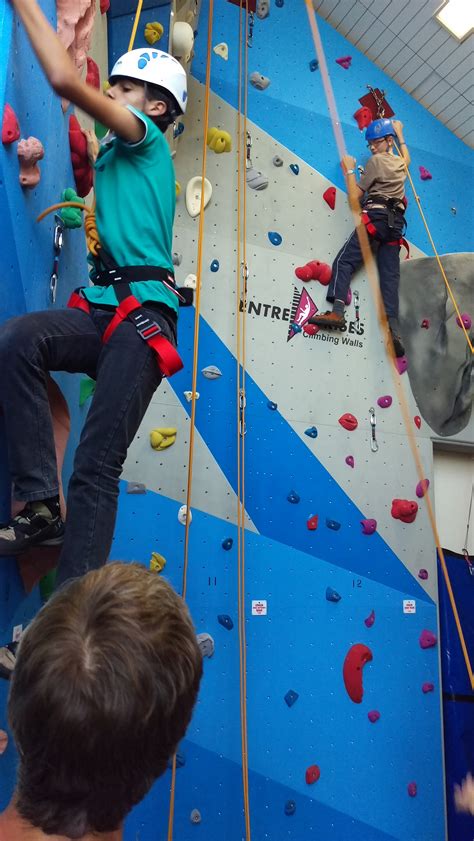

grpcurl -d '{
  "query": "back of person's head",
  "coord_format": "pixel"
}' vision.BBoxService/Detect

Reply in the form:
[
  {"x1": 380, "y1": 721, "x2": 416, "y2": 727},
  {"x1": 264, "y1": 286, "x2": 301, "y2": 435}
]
[{"x1": 8, "y1": 562, "x2": 202, "y2": 838}]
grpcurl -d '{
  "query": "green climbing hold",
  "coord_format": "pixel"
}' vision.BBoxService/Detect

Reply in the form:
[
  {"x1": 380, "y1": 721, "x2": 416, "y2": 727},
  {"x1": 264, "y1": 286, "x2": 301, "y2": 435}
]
[
  {"x1": 59, "y1": 187, "x2": 84, "y2": 229},
  {"x1": 79, "y1": 376, "x2": 96, "y2": 407}
]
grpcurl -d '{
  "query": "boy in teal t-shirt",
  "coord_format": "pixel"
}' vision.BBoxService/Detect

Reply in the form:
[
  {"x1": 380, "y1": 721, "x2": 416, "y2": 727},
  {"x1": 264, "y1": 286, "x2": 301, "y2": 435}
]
[{"x1": 0, "y1": 0, "x2": 188, "y2": 584}]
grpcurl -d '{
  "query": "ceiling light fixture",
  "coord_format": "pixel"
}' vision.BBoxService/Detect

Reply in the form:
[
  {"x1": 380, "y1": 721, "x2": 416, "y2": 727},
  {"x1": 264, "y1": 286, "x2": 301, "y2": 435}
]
[{"x1": 435, "y1": 0, "x2": 474, "y2": 42}]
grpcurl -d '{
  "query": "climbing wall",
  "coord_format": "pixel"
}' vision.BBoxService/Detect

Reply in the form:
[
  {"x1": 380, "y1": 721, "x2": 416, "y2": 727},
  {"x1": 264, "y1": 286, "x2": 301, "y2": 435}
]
[{"x1": 109, "y1": 3, "x2": 473, "y2": 841}]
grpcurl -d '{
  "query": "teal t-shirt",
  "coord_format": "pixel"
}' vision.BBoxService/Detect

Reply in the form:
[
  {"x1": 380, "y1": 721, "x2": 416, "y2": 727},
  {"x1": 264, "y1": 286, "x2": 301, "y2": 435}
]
[{"x1": 82, "y1": 106, "x2": 178, "y2": 316}]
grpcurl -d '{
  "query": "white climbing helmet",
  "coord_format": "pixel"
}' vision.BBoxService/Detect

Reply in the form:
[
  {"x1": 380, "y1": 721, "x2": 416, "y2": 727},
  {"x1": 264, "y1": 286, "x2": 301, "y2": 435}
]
[{"x1": 109, "y1": 48, "x2": 188, "y2": 114}]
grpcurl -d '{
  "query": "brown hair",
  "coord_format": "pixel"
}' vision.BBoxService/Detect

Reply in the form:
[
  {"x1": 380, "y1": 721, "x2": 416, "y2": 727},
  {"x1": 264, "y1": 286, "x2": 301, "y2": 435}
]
[{"x1": 8, "y1": 562, "x2": 202, "y2": 837}]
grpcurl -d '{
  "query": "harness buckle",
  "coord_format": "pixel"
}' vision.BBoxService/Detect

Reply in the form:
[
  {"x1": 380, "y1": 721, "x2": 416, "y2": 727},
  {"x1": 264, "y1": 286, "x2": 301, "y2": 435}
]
[{"x1": 133, "y1": 314, "x2": 162, "y2": 341}]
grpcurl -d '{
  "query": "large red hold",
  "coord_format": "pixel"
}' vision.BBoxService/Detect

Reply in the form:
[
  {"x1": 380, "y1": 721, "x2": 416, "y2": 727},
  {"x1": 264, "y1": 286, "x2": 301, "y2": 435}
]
[
  {"x1": 2, "y1": 104, "x2": 20, "y2": 144},
  {"x1": 86, "y1": 57, "x2": 100, "y2": 89},
  {"x1": 339, "y1": 413, "x2": 358, "y2": 431},
  {"x1": 343, "y1": 643, "x2": 373, "y2": 703},
  {"x1": 353, "y1": 106, "x2": 372, "y2": 130},
  {"x1": 323, "y1": 186, "x2": 336, "y2": 210},
  {"x1": 391, "y1": 499, "x2": 418, "y2": 524},
  {"x1": 68, "y1": 114, "x2": 93, "y2": 197}
]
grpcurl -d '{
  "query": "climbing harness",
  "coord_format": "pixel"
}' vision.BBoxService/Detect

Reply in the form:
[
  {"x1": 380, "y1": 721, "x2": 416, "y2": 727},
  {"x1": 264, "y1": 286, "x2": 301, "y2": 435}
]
[
  {"x1": 49, "y1": 216, "x2": 64, "y2": 303},
  {"x1": 360, "y1": 199, "x2": 410, "y2": 259},
  {"x1": 304, "y1": 0, "x2": 474, "y2": 690},
  {"x1": 369, "y1": 406, "x2": 378, "y2": 453}
]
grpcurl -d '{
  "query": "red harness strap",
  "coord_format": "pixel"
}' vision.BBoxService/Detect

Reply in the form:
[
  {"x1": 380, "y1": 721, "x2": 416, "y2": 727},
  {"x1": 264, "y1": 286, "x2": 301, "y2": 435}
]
[
  {"x1": 361, "y1": 213, "x2": 410, "y2": 259},
  {"x1": 68, "y1": 292, "x2": 183, "y2": 378}
]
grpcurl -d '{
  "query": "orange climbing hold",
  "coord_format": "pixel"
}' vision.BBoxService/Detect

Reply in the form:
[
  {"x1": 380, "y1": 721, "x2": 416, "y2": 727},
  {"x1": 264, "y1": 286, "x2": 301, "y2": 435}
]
[{"x1": 323, "y1": 186, "x2": 336, "y2": 210}]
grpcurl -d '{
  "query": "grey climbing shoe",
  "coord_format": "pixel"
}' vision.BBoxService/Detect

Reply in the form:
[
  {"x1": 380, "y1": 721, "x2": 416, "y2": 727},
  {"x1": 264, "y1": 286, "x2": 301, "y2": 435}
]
[{"x1": 0, "y1": 501, "x2": 64, "y2": 556}]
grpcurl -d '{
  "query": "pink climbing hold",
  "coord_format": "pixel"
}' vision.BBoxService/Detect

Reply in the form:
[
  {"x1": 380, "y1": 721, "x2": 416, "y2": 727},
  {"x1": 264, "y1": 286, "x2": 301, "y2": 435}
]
[
  {"x1": 345, "y1": 455, "x2": 354, "y2": 468},
  {"x1": 17, "y1": 137, "x2": 44, "y2": 188},
  {"x1": 419, "y1": 166, "x2": 432, "y2": 181},
  {"x1": 361, "y1": 519, "x2": 377, "y2": 535},
  {"x1": 345, "y1": 288, "x2": 352, "y2": 306},
  {"x1": 377, "y1": 395, "x2": 392, "y2": 409},
  {"x1": 86, "y1": 56, "x2": 100, "y2": 89},
  {"x1": 414, "y1": 415, "x2": 421, "y2": 429},
  {"x1": 303, "y1": 322, "x2": 319, "y2": 336},
  {"x1": 422, "y1": 682, "x2": 434, "y2": 694},
  {"x1": 416, "y1": 479, "x2": 430, "y2": 499},
  {"x1": 391, "y1": 499, "x2": 418, "y2": 524},
  {"x1": 2, "y1": 103, "x2": 20, "y2": 144},
  {"x1": 456, "y1": 312, "x2": 472, "y2": 330},
  {"x1": 368, "y1": 710, "x2": 380, "y2": 723},
  {"x1": 323, "y1": 186, "x2": 336, "y2": 210},
  {"x1": 305, "y1": 764, "x2": 321, "y2": 784},
  {"x1": 353, "y1": 106, "x2": 372, "y2": 131},
  {"x1": 418, "y1": 569, "x2": 429, "y2": 580},
  {"x1": 421, "y1": 319, "x2": 430, "y2": 329},
  {"x1": 343, "y1": 643, "x2": 373, "y2": 704},
  {"x1": 364, "y1": 609, "x2": 375, "y2": 628},
  {"x1": 419, "y1": 630, "x2": 437, "y2": 649},
  {"x1": 307, "y1": 514, "x2": 319, "y2": 531},
  {"x1": 395, "y1": 356, "x2": 408, "y2": 375},
  {"x1": 339, "y1": 413, "x2": 358, "y2": 431},
  {"x1": 336, "y1": 55, "x2": 352, "y2": 69},
  {"x1": 407, "y1": 782, "x2": 417, "y2": 797}
]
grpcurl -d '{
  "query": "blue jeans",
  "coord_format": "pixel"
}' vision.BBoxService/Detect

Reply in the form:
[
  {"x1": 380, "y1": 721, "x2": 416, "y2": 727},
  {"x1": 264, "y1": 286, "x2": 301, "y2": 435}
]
[
  {"x1": 0, "y1": 303, "x2": 176, "y2": 585},
  {"x1": 327, "y1": 209, "x2": 405, "y2": 318}
]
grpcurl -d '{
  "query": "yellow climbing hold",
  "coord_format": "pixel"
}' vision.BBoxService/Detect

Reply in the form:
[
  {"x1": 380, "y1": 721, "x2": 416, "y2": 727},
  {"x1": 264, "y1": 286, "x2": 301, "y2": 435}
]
[
  {"x1": 176, "y1": 181, "x2": 181, "y2": 197},
  {"x1": 145, "y1": 21, "x2": 164, "y2": 45},
  {"x1": 150, "y1": 551, "x2": 167, "y2": 573},
  {"x1": 103, "y1": 80, "x2": 110, "y2": 92},
  {"x1": 207, "y1": 127, "x2": 232, "y2": 154},
  {"x1": 150, "y1": 428, "x2": 177, "y2": 451},
  {"x1": 213, "y1": 42, "x2": 228, "y2": 60}
]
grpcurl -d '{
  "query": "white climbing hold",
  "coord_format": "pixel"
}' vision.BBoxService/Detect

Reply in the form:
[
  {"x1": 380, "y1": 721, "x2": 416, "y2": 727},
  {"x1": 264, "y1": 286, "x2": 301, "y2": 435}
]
[
  {"x1": 202, "y1": 365, "x2": 222, "y2": 379},
  {"x1": 213, "y1": 42, "x2": 228, "y2": 60},
  {"x1": 183, "y1": 273, "x2": 198, "y2": 290},
  {"x1": 183, "y1": 391, "x2": 200, "y2": 402},
  {"x1": 197, "y1": 632, "x2": 215, "y2": 657},
  {"x1": 246, "y1": 167, "x2": 269, "y2": 190},
  {"x1": 256, "y1": 0, "x2": 270, "y2": 18},
  {"x1": 249, "y1": 71, "x2": 270, "y2": 90},
  {"x1": 172, "y1": 251, "x2": 182, "y2": 266},
  {"x1": 190, "y1": 808, "x2": 202, "y2": 824},
  {"x1": 186, "y1": 176, "x2": 213, "y2": 218},
  {"x1": 171, "y1": 21, "x2": 194, "y2": 62},
  {"x1": 178, "y1": 504, "x2": 192, "y2": 526}
]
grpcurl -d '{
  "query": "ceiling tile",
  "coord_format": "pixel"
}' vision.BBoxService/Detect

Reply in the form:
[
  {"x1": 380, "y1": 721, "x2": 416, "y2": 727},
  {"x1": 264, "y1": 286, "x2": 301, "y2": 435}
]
[
  {"x1": 334, "y1": 3, "x2": 368, "y2": 36},
  {"x1": 361, "y1": 24, "x2": 395, "y2": 56},
  {"x1": 417, "y1": 29, "x2": 453, "y2": 62},
  {"x1": 460, "y1": 130, "x2": 474, "y2": 145},
  {"x1": 445, "y1": 109, "x2": 474, "y2": 133},
  {"x1": 435, "y1": 96, "x2": 469, "y2": 123},
  {"x1": 346, "y1": 8, "x2": 377, "y2": 42},
  {"x1": 377, "y1": 0, "x2": 415, "y2": 28},
  {"x1": 378, "y1": 36, "x2": 411, "y2": 70}
]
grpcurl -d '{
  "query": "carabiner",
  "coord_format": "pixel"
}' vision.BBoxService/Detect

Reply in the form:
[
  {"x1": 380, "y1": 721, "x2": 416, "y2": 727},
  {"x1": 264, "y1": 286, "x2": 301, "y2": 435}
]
[{"x1": 369, "y1": 406, "x2": 378, "y2": 453}]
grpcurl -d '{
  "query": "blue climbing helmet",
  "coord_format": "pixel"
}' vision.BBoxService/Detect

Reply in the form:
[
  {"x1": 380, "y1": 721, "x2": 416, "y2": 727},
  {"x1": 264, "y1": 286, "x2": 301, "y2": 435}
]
[{"x1": 365, "y1": 118, "x2": 396, "y2": 142}]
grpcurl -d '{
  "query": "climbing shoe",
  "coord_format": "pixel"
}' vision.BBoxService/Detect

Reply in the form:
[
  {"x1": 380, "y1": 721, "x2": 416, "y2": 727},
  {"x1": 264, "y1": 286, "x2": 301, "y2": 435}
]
[
  {"x1": 308, "y1": 311, "x2": 346, "y2": 329},
  {"x1": 0, "y1": 500, "x2": 64, "y2": 556},
  {"x1": 389, "y1": 329, "x2": 405, "y2": 358}
]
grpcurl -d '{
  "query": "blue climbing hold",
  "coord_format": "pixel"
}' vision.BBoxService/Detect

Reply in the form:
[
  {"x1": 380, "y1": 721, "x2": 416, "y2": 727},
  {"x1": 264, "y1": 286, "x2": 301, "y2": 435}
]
[
  {"x1": 268, "y1": 231, "x2": 282, "y2": 246},
  {"x1": 287, "y1": 490, "x2": 300, "y2": 504},
  {"x1": 222, "y1": 537, "x2": 233, "y2": 551},
  {"x1": 305, "y1": 426, "x2": 318, "y2": 438},
  {"x1": 290, "y1": 323, "x2": 302, "y2": 334},
  {"x1": 173, "y1": 121, "x2": 185, "y2": 139},
  {"x1": 326, "y1": 586, "x2": 341, "y2": 602},
  {"x1": 218, "y1": 614, "x2": 234, "y2": 630},
  {"x1": 276, "y1": 0, "x2": 284, "y2": 6},
  {"x1": 167, "y1": 752, "x2": 186, "y2": 769},
  {"x1": 309, "y1": 59, "x2": 319, "y2": 72},
  {"x1": 267, "y1": 400, "x2": 278, "y2": 410},
  {"x1": 284, "y1": 800, "x2": 296, "y2": 816},
  {"x1": 210, "y1": 259, "x2": 219, "y2": 272},
  {"x1": 290, "y1": 163, "x2": 299, "y2": 175},
  {"x1": 284, "y1": 689, "x2": 299, "y2": 707},
  {"x1": 326, "y1": 518, "x2": 341, "y2": 531}
]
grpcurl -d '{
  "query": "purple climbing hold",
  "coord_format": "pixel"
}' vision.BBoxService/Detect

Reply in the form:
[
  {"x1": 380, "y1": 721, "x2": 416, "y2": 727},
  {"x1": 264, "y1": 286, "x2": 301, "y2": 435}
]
[
  {"x1": 456, "y1": 312, "x2": 472, "y2": 330},
  {"x1": 361, "y1": 519, "x2": 377, "y2": 535},
  {"x1": 284, "y1": 689, "x2": 299, "y2": 707},
  {"x1": 309, "y1": 59, "x2": 319, "y2": 72},
  {"x1": 284, "y1": 800, "x2": 296, "y2": 816},
  {"x1": 290, "y1": 163, "x2": 299, "y2": 175},
  {"x1": 268, "y1": 231, "x2": 282, "y2": 246},
  {"x1": 419, "y1": 629, "x2": 437, "y2": 649},
  {"x1": 222, "y1": 537, "x2": 233, "y2": 551},
  {"x1": 422, "y1": 682, "x2": 434, "y2": 694},
  {"x1": 364, "y1": 610, "x2": 375, "y2": 628},
  {"x1": 377, "y1": 395, "x2": 392, "y2": 409},
  {"x1": 416, "y1": 478, "x2": 430, "y2": 498},
  {"x1": 326, "y1": 518, "x2": 341, "y2": 531},
  {"x1": 418, "y1": 569, "x2": 429, "y2": 580},
  {"x1": 305, "y1": 426, "x2": 318, "y2": 438},
  {"x1": 326, "y1": 586, "x2": 341, "y2": 602},
  {"x1": 218, "y1": 614, "x2": 234, "y2": 631},
  {"x1": 210, "y1": 259, "x2": 219, "y2": 272},
  {"x1": 345, "y1": 455, "x2": 355, "y2": 468},
  {"x1": 395, "y1": 356, "x2": 408, "y2": 375},
  {"x1": 368, "y1": 710, "x2": 380, "y2": 723},
  {"x1": 267, "y1": 400, "x2": 277, "y2": 410},
  {"x1": 407, "y1": 782, "x2": 417, "y2": 797},
  {"x1": 287, "y1": 490, "x2": 300, "y2": 504}
]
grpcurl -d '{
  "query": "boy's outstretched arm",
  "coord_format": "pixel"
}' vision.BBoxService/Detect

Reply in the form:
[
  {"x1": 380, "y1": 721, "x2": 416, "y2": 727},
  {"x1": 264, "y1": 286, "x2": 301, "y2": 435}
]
[
  {"x1": 10, "y1": 0, "x2": 146, "y2": 143},
  {"x1": 392, "y1": 120, "x2": 411, "y2": 167}
]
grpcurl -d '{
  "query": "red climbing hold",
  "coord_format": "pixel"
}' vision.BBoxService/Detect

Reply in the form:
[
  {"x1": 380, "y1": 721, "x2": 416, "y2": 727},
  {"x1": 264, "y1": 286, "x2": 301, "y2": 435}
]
[
  {"x1": 307, "y1": 515, "x2": 319, "y2": 530},
  {"x1": 2, "y1": 103, "x2": 20, "y2": 144},
  {"x1": 353, "y1": 106, "x2": 372, "y2": 131},
  {"x1": 416, "y1": 479, "x2": 430, "y2": 498},
  {"x1": 343, "y1": 643, "x2": 373, "y2": 704},
  {"x1": 419, "y1": 166, "x2": 432, "y2": 181},
  {"x1": 295, "y1": 260, "x2": 332, "y2": 286},
  {"x1": 391, "y1": 499, "x2": 418, "y2": 524},
  {"x1": 336, "y1": 55, "x2": 352, "y2": 69},
  {"x1": 100, "y1": 0, "x2": 110, "y2": 12},
  {"x1": 303, "y1": 322, "x2": 319, "y2": 336},
  {"x1": 323, "y1": 186, "x2": 336, "y2": 210},
  {"x1": 421, "y1": 319, "x2": 430, "y2": 329},
  {"x1": 69, "y1": 115, "x2": 93, "y2": 197},
  {"x1": 361, "y1": 519, "x2": 377, "y2": 535},
  {"x1": 339, "y1": 413, "x2": 358, "y2": 431},
  {"x1": 419, "y1": 630, "x2": 437, "y2": 649},
  {"x1": 86, "y1": 56, "x2": 100, "y2": 89},
  {"x1": 305, "y1": 764, "x2": 320, "y2": 784},
  {"x1": 414, "y1": 415, "x2": 421, "y2": 429},
  {"x1": 407, "y1": 782, "x2": 417, "y2": 797},
  {"x1": 364, "y1": 610, "x2": 375, "y2": 628},
  {"x1": 422, "y1": 682, "x2": 434, "y2": 693}
]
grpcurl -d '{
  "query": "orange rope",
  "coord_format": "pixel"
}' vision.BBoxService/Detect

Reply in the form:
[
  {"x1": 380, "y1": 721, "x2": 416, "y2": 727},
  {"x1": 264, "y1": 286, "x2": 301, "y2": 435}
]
[
  {"x1": 304, "y1": 1, "x2": 473, "y2": 689},
  {"x1": 165, "y1": 2, "x2": 215, "y2": 839},
  {"x1": 128, "y1": 0, "x2": 144, "y2": 51}
]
